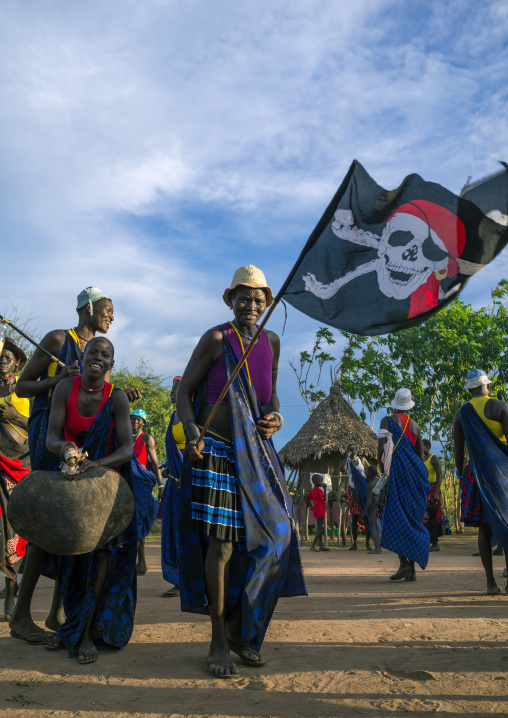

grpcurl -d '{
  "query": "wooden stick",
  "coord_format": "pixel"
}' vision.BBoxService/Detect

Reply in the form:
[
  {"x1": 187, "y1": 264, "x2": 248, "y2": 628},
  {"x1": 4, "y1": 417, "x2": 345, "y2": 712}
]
[{"x1": 0, "y1": 314, "x2": 66, "y2": 367}]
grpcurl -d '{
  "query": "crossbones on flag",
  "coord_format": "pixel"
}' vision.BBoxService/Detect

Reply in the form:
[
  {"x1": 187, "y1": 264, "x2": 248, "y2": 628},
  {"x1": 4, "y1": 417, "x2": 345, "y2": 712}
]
[{"x1": 283, "y1": 161, "x2": 508, "y2": 335}]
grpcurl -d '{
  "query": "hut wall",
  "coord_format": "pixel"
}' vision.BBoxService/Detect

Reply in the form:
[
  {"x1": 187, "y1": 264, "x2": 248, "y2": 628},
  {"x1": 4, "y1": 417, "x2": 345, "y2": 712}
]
[{"x1": 301, "y1": 453, "x2": 348, "y2": 497}]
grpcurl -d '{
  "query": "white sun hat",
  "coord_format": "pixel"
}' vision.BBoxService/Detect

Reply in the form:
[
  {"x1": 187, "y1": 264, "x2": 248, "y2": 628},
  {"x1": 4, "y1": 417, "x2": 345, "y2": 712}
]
[
  {"x1": 392, "y1": 388, "x2": 415, "y2": 411},
  {"x1": 464, "y1": 369, "x2": 490, "y2": 390}
]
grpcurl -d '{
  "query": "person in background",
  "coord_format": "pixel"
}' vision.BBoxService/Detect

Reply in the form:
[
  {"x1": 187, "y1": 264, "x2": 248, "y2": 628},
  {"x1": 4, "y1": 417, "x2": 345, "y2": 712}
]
[
  {"x1": 378, "y1": 388, "x2": 429, "y2": 582},
  {"x1": 339, "y1": 444, "x2": 371, "y2": 551},
  {"x1": 305, "y1": 474, "x2": 330, "y2": 552},
  {"x1": 0, "y1": 338, "x2": 30, "y2": 622},
  {"x1": 454, "y1": 369, "x2": 508, "y2": 595},
  {"x1": 422, "y1": 439, "x2": 443, "y2": 553},
  {"x1": 130, "y1": 408, "x2": 164, "y2": 575},
  {"x1": 361, "y1": 465, "x2": 382, "y2": 554},
  {"x1": 160, "y1": 377, "x2": 184, "y2": 597}
]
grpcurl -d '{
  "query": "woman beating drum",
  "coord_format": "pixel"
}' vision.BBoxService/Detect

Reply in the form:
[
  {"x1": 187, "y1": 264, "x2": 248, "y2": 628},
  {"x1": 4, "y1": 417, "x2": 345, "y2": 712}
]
[{"x1": 177, "y1": 265, "x2": 306, "y2": 678}]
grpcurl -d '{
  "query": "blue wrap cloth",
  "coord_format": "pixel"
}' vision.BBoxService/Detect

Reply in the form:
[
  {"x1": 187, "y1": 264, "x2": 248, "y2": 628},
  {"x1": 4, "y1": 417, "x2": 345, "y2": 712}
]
[
  {"x1": 379, "y1": 416, "x2": 430, "y2": 569},
  {"x1": 161, "y1": 412, "x2": 183, "y2": 588},
  {"x1": 130, "y1": 456, "x2": 158, "y2": 540},
  {"x1": 179, "y1": 328, "x2": 307, "y2": 651},
  {"x1": 461, "y1": 401, "x2": 508, "y2": 550}
]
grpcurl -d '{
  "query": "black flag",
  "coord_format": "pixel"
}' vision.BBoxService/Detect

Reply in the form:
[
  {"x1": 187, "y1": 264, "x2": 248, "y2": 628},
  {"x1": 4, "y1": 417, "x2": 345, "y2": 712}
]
[{"x1": 283, "y1": 161, "x2": 508, "y2": 335}]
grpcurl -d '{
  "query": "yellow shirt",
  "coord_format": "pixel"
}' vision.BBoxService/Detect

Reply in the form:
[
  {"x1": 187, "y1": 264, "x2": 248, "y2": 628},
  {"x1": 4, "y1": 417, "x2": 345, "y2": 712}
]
[
  {"x1": 172, "y1": 419, "x2": 186, "y2": 450},
  {"x1": 424, "y1": 454, "x2": 437, "y2": 485},
  {"x1": 0, "y1": 390, "x2": 30, "y2": 438},
  {"x1": 469, "y1": 396, "x2": 507, "y2": 443}
]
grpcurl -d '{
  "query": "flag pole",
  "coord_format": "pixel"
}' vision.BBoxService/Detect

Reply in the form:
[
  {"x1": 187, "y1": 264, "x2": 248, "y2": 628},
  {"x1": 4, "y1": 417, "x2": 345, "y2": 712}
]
[
  {"x1": 195, "y1": 160, "x2": 359, "y2": 444},
  {"x1": 0, "y1": 314, "x2": 66, "y2": 368}
]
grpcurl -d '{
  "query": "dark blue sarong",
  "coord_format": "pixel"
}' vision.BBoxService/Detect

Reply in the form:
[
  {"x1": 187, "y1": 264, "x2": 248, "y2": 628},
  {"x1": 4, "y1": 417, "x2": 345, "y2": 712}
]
[
  {"x1": 161, "y1": 412, "x2": 183, "y2": 589},
  {"x1": 130, "y1": 456, "x2": 157, "y2": 540},
  {"x1": 179, "y1": 330, "x2": 307, "y2": 651},
  {"x1": 56, "y1": 389, "x2": 141, "y2": 653},
  {"x1": 379, "y1": 417, "x2": 430, "y2": 569},
  {"x1": 461, "y1": 402, "x2": 508, "y2": 550},
  {"x1": 28, "y1": 330, "x2": 82, "y2": 472}
]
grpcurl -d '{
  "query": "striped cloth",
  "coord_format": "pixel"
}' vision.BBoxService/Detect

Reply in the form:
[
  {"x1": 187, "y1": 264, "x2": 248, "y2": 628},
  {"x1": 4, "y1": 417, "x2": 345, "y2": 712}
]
[{"x1": 191, "y1": 431, "x2": 245, "y2": 543}]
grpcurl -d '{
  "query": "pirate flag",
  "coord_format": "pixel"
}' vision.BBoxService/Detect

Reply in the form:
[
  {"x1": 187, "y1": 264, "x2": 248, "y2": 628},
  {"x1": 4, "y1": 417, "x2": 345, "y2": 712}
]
[{"x1": 283, "y1": 161, "x2": 508, "y2": 335}]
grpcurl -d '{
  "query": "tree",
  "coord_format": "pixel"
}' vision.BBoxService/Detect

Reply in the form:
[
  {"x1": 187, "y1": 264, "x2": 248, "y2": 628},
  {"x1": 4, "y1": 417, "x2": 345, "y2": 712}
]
[
  {"x1": 110, "y1": 359, "x2": 173, "y2": 461},
  {"x1": 1, "y1": 302, "x2": 40, "y2": 360},
  {"x1": 333, "y1": 279, "x2": 508, "y2": 530},
  {"x1": 290, "y1": 280, "x2": 508, "y2": 530},
  {"x1": 289, "y1": 327, "x2": 336, "y2": 412}
]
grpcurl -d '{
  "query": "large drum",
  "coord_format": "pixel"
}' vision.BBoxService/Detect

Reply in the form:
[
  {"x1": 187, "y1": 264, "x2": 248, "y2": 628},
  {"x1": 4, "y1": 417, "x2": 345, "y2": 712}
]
[{"x1": 7, "y1": 467, "x2": 135, "y2": 555}]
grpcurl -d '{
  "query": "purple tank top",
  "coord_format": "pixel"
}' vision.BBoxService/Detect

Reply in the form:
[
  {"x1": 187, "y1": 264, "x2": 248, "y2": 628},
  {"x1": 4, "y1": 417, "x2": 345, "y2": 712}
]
[{"x1": 205, "y1": 326, "x2": 273, "y2": 406}]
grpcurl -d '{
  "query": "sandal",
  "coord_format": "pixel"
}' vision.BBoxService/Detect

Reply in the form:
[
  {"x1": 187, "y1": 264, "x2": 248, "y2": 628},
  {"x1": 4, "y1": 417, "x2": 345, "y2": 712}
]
[
  {"x1": 161, "y1": 588, "x2": 180, "y2": 597},
  {"x1": 46, "y1": 636, "x2": 66, "y2": 651},
  {"x1": 78, "y1": 647, "x2": 98, "y2": 664},
  {"x1": 206, "y1": 654, "x2": 239, "y2": 678},
  {"x1": 10, "y1": 629, "x2": 52, "y2": 645},
  {"x1": 227, "y1": 638, "x2": 266, "y2": 666}
]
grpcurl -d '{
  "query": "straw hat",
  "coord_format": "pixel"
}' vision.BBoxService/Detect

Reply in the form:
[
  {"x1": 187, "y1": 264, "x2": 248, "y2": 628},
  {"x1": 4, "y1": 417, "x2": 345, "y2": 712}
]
[
  {"x1": 222, "y1": 265, "x2": 274, "y2": 306},
  {"x1": 392, "y1": 388, "x2": 415, "y2": 411}
]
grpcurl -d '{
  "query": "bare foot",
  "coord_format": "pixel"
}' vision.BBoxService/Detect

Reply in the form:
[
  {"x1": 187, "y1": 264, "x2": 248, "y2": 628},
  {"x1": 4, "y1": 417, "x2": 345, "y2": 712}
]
[
  {"x1": 486, "y1": 581, "x2": 502, "y2": 595},
  {"x1": 368, "y1": 548, "x2": 383, "y2": 554}
]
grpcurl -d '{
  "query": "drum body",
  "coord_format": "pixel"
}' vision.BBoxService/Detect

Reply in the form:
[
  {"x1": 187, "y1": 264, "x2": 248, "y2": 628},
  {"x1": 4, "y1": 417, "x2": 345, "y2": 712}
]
[{"x1": 8, "y1": 467, "x2": 135, "y2": 555}]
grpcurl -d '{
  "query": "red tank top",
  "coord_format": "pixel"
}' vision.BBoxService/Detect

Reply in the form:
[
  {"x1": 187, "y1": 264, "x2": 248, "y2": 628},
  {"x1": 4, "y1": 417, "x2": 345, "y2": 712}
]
[
  {"x1": 64, "y1": 376, "x2": 113, "y2": 448},
  {"x1": 396, "y1": 413, "x2": 417, "y2": 446},
  {"x1": 133, "y1": 433, "x2": 148, "y2": 466}
]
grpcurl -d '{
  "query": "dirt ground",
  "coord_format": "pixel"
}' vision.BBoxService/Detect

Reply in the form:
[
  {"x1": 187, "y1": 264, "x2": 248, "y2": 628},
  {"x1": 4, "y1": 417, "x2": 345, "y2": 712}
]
[{"x1": 1, "y1": 534, "x2": 508, "y2": 718}]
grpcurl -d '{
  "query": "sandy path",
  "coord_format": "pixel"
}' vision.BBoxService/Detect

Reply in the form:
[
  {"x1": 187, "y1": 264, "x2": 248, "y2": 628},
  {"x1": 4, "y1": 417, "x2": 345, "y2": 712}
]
[{"x1": 1, "y1": 535, "x2": 508, "y2": 717}]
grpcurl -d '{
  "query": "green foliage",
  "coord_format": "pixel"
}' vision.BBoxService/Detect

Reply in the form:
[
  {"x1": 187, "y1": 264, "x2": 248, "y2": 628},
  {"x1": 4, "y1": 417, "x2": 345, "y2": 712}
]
[
  {"x1": 289, "y1": 327, "x2": 336, "y2": 412},
  {"x1": 110, "y1": 358, "x2": 172, "y2": 461},
  {"x1": 334, "y1": 281, "x2": 508, "y2": 453},
  {"x1": 291, "y1": 281, "x2": 508, "y2": 531}
]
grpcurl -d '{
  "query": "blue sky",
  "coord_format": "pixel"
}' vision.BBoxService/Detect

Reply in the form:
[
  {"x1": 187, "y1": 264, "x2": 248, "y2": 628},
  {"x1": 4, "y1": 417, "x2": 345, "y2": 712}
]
[{"x1": 1, "y1": 0, "x2": 507, "y2": 451}]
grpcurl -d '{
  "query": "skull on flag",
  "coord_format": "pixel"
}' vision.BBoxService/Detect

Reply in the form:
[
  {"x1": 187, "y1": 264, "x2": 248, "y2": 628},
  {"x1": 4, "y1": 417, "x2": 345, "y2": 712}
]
[
  {"x1": 305, "y1": 200, "x2": 472, "y2": 320},
  {"x1": 376, "y1": 201, "x2": 465, "y2": 302}
]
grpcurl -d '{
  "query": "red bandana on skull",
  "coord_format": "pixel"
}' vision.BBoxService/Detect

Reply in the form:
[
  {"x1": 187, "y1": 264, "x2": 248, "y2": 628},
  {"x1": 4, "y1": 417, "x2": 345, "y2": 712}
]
[{"x1": 386, "y1": 200, "x2": 466, "y2": 319}]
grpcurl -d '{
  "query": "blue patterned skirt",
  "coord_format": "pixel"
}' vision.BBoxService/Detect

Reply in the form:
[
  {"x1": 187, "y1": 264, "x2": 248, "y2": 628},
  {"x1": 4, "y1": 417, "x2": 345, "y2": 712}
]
[{"x1": 191, "y1": 431, "x2": 245, "y2": 543}]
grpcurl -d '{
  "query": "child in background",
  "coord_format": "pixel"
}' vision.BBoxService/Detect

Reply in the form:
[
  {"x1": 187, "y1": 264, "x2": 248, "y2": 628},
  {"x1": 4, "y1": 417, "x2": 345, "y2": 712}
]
[
  {"x1": 305, "y1": 474, "x2": 330, "y2": 552},
  {"x1": 361, "y1": 465, "x2": 382, "y2": 554}
]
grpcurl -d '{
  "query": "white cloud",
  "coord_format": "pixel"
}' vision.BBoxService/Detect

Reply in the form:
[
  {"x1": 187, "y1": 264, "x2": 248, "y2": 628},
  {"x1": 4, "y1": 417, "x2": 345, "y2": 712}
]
[{"x1": 0, "y1": 0, "x2": 507, "y2": 444}]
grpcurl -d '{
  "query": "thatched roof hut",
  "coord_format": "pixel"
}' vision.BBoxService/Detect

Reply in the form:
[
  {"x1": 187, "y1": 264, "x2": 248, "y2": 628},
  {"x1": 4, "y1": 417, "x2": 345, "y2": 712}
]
[
  {"x1": 280, "y1": 385, "x2": 378, "y2": 467},
  {"x1": 280, "y1": 386, "x2": 378, "y2": 497}
]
